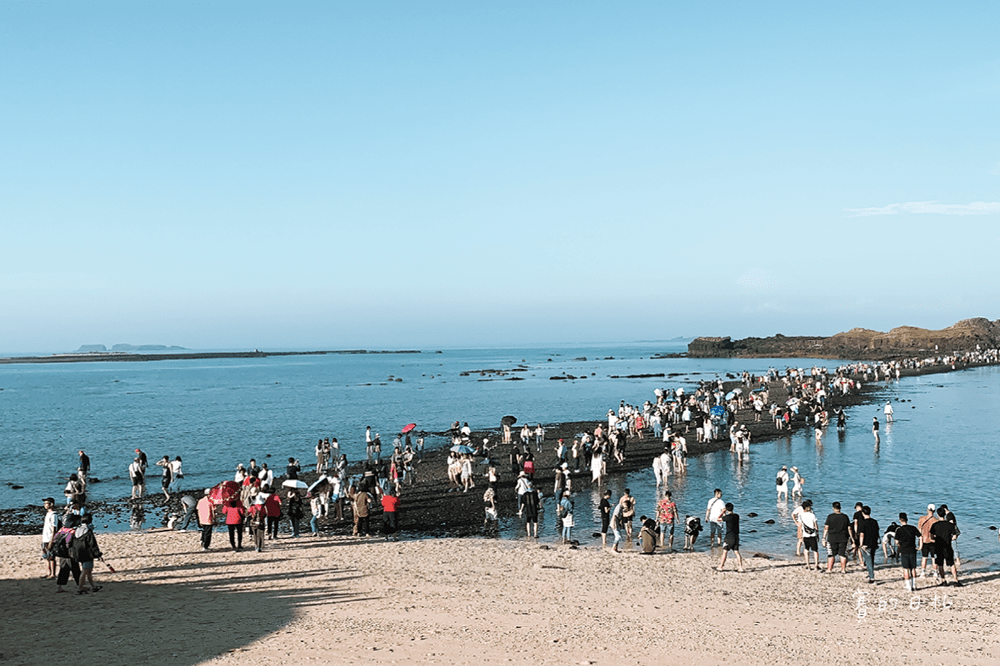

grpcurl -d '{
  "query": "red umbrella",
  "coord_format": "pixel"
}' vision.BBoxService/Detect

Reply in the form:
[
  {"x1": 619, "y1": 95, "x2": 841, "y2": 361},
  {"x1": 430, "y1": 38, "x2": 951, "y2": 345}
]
[
  {"x1": 209, "y1": 481, "x2": 241, "y2": 505},
  {"x1": 401, "y1": 423, "x2": 417, "y2": 434}
]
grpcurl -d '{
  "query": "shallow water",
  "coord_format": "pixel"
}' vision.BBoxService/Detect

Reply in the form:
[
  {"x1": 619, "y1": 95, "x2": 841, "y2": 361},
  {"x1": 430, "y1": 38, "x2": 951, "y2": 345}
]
[{"x1": 1, "y1": 346, "x2": 998, "y2": 566}]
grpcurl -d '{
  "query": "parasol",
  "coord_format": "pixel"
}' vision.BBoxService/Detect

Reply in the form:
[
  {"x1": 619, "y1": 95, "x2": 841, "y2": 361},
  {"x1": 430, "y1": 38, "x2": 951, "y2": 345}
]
[
  {"x1": 282, "y1": 479, "x2": 308, "y2": 490},
  {"x1": 209, "y1": 481, "x2": 241, "y2": 505},
  {"x1": 710, "y1": 405, "x2": 726, "y2": 417},
  {"x1": 501, "y1": 415, "x2": 517, "y2": 426},
  {"x1": 401, "y1": 423, "x2": 417, "y2": 434},
  {"x1": 307, "y1": 477, "x2": 332, "y2": 494},
  {"x1": 450, "y1": 444, "x2": 475, "y2": 455}
]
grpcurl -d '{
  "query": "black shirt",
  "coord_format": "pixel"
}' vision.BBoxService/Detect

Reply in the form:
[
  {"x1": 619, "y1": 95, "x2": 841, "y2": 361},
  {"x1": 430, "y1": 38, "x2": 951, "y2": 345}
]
[
  {"x1": 858, "y1": 517, "x2": 880, "y2": 553},
  {"x1": 895, "y1": 524, "x2": 920, "y2": 554},
  {"x1": 930, "y1": 520, "x2": 956, "y2": 547},
  {"x1": 825, "y1": 513, "x2": 850, "y2": 542},
  {"x1": 599, "y1": 498, "x2": 611, "y2": 522},
  {"x1": 79, "y1": 453, "x2": 90, "y2": 473},
  {"x1": 286, "y1": 463, "x2": 299, "y2": 480},
  {"x1": 722, "y1": 512, "x2": 740, "y2": 540}
]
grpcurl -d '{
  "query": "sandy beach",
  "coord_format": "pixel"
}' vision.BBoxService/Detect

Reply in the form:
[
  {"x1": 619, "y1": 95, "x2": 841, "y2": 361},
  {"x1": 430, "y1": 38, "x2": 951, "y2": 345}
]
[{"x1": 4, "y1": 530, "x2": 999, "y2": 666}]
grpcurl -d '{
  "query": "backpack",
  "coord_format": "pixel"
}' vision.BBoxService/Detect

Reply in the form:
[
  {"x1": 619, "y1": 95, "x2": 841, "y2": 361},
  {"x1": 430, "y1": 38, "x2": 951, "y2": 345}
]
[
  {"x1": 51, "y1": 528, "x2": 74, "y2": 558},
  {"x1": 776, "y1": 476, "x2": 783, "y2": 486}
]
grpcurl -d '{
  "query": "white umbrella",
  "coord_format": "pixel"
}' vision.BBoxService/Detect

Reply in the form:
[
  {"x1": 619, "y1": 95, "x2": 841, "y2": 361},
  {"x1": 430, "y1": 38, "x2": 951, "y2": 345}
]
[{"x1": 282, "y1": 479, "x2": 308, "y2": 490}]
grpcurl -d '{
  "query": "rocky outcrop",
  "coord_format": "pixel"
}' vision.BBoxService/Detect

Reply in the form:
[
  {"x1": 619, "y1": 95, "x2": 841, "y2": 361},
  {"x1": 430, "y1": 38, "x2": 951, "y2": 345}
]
[{"x1": 687, "y1": 318, "x2": 1000, "y2": 359}]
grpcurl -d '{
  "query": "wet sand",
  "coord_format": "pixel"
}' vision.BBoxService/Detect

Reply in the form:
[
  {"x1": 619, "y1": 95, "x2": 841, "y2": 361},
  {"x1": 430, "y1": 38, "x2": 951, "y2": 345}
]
[{"x1": 3, "y1": 531, "x2": 998, "y2": 665}]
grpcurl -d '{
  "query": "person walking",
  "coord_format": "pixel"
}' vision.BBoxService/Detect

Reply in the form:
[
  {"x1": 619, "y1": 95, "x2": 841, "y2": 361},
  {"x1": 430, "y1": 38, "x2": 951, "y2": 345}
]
[
  {"x1": 857, "y1": 505, "x2": 880, "y2": 584},
  {"x1": 381, "y1": 489, "x2": 400, "y2": 541},
  {"x1": 196, "y1": 489, "x2": 215, "y2": 550},
  {"x1": 716, "y1": 503, "x2": 744, "y2": 572},
  {"x1": 776, "y1": 466, "x2": 789, "y2": 501},
  {"x1": 222, "y1": 499, "x2": 245, "y2": 551},
  {"x1": 263, "y1": 486, "x2": 282, "y2": 540},
  {"x1": 823, "y1": 501, "x2": 851, "y2": 574},
  {"x1": 799, "y1": 501, "x2": 820, "y2": 569},
  {"x1": 155, "y1": 456, "x2": 173, "y2": 501}
]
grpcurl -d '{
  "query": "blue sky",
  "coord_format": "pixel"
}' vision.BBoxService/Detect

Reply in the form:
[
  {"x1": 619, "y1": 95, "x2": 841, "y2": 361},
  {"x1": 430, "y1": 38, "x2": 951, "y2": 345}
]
[{"x1": 2, "y1": 2, "x2": 999, "y2": 352}]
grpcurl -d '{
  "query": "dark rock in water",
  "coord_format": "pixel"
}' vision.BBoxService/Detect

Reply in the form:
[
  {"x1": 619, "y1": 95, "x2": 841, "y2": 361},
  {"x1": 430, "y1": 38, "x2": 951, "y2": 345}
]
[
  {"x1": 752, "y1": 552, "x2": 770, "y2": 559},
  {"x1": 764, "y1": 519, "x2": 775, "y2": 524},
  {"x1": 89, "y1": 478, "x2": 101, "y2": 483},
  {"x1": 11, "y1": 485, "x2": 23, "y2": 490},
  {"x1": 748, "y1": 529, "x2": 757, "y2": 533},
  {"x1": 989, "y1": 525, "x2": 997, "y2": 530},
  {"x1": 573, "y1": 357, "x2": 587, "y2": 362},
  {"x1": 747, "y1": 512, "x2": 758, "y2": 518}
]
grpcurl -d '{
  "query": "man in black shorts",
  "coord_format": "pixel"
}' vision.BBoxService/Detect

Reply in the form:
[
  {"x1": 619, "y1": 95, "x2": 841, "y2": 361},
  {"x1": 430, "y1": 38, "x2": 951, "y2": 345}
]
[
  {"x1": 931, "y1": 506, "x2": 961, "y2": 586},
  {"x1": 894, "y1": 512, "x2": 921, "y2": 591},
  {"x1": 823, "y1": 501, "x2": 851, "y2": 573},
  {"x1": 716, "y1": 503, "x2": 744, "y2": 572}
]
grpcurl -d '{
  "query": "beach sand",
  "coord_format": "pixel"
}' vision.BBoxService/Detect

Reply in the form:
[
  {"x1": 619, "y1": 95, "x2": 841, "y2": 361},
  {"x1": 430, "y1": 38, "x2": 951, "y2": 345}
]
[{"x1": 4, "y1": 531, "x2": 998, "y2": 666}]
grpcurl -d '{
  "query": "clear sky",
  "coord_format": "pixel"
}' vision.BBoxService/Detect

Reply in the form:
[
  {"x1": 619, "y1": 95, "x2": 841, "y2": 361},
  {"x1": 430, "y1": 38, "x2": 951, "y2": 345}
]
[{"x1": 2, "y1": 2, "x2": 999, "y2": 352}]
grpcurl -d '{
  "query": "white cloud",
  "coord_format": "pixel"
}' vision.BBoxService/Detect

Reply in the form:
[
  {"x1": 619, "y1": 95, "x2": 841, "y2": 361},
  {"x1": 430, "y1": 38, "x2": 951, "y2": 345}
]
[{"x1": 845, "y1": 201, "x2": 1000, "y2": 217}]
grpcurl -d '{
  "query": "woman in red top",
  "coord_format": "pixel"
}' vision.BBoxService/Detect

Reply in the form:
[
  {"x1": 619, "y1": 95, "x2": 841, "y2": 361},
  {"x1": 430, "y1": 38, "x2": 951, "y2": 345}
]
[
  {"x1": 381, "y1": 490, "x2": 400, "y2": 541},
  {"x1": 222, "y1": 499, "x2": 246, "y2": 551},
  {"x1": 262, "y1": 487, "x2": 282, "y2": 540}
]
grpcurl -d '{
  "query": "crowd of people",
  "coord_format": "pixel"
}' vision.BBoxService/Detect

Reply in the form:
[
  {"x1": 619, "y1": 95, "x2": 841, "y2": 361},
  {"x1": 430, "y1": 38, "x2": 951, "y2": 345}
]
[{"x1": 35, "y1": 351, "x2": 1000, "y2": 597}]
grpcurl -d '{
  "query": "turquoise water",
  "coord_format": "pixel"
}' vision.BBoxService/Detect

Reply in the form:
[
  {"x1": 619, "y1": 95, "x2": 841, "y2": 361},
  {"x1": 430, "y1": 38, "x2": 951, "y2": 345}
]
[{"x1": 1, "y1": 346, "x2": 998, "y2": 566}]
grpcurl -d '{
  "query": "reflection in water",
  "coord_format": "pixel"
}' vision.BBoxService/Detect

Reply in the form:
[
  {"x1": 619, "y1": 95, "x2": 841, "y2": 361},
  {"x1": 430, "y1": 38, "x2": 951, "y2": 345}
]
[{"x1": 130, "y1": 504, "x2": 145, "y2": 530}]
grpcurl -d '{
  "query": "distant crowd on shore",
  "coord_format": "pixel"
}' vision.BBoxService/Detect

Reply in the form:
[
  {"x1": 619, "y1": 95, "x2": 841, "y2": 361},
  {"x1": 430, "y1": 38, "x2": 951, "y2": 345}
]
[{"x1": 36, "y1": 349, "x2": 1000, "y2": 596}]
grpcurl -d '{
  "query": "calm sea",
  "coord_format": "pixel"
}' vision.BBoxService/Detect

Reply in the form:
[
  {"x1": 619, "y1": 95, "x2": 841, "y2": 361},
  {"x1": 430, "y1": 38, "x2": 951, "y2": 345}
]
[{"x1": 1, "y1": 344, "x2": 997, "y2": 567}]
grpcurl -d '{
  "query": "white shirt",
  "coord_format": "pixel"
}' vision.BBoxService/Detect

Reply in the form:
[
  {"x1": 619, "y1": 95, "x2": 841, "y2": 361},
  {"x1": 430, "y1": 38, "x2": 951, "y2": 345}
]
[
  {"x1": 42, "y1": 510, "x2": 58, "y2": 544},
  {"x1": 800, "y1": 510, "x2": 818, "y2": 534},
  {"x1": 707, "y1": 497, "x2": 725, "y2": 523}
]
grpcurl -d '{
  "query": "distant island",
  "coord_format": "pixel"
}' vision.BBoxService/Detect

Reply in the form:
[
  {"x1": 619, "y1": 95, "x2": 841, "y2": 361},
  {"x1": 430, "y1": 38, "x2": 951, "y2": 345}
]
[
  {"x1": 0, "y1": 349, "x2": 422, "y2": 365},
  {"x1": 687, "y1": 317, "x2": 1000, "y2": 360},
  {"x1": 76, "y1": 344, "x2": 188, "y2": 353}
]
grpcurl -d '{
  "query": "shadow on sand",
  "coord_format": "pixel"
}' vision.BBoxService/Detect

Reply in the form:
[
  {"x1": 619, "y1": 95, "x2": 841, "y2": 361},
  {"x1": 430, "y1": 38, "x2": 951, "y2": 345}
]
[{"x1": 2, "y1": 554, "x2": 371, "y2": 666}]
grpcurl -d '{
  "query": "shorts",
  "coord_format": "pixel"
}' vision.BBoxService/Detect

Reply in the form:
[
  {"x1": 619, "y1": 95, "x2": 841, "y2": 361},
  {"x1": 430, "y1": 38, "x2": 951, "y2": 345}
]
[
  {"x1": 80, "y1": 560, "x2": 94, "y2": 571},
  {"x1": 920, "y1": 543, "x2": 934, "y2": 557},
  {"x1": 935, "y1": 544, "x2": 955, "y2": 567},
  {"x1": 132, "y1": 476, "x2": 143, "y2": 486},
  {"x1": 827, "y1": 540, "x2": 848, "y2": 558},
  {"x1": 601, "y1": 518, "x2": 610, "y2": 535},
  {"x1": 162, "y1": 478, "x2": 171, "y2": 488},
  {"x1": 803, "y1": 536, "x2": 818, "y2": 552},
  {"x1": 723, "y1": 538, "x2": 739, "y2": 551},
  {"x1": 900, "y1": 552, "x2": 917, "y2": 570},
  {"x1": 664, "y1": 522, "x2": 675, "y2": 536}
]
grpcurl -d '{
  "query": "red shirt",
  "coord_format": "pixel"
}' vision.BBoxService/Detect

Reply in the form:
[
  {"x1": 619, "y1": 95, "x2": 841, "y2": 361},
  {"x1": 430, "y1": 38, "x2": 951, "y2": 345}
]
[
  {"x1": 381, "y1": 495, "x2": 399, "y2": 513},
  {"x1": 222, "y1": 504, "x2": 245, "y2": 525},
  {"x1": 264, "y1": 493, "x2": 282, "y2": 518}
]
